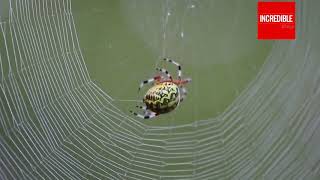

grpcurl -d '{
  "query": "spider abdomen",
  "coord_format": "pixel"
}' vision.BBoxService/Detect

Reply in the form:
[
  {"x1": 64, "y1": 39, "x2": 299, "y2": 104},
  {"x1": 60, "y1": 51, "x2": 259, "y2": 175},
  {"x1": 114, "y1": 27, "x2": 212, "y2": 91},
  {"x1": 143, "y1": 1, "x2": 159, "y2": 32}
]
[{"x1": 143, "y1": 82, "x2": 180, "y2": 114}]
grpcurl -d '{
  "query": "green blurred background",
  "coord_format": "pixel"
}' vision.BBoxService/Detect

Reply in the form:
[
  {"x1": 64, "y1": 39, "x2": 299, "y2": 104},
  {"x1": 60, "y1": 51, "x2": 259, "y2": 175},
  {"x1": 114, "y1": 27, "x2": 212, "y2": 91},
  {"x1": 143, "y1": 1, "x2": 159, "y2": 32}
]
[{"x1": 73, "y1": 0, "x2": 272, "y2": 126}]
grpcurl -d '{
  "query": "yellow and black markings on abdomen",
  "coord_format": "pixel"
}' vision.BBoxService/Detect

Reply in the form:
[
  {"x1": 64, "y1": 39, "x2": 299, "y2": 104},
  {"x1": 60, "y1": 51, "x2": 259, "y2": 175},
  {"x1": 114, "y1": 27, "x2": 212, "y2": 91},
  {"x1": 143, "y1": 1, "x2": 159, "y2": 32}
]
[{"x1": 143, "y1": 82, "x2": 179, "y2": 114}]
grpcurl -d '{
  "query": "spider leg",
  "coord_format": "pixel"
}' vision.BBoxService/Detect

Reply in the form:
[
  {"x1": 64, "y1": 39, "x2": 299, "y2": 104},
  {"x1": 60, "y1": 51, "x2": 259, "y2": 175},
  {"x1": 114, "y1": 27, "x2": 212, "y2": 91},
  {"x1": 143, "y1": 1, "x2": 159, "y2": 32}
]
[
  {"x1": 137, "y1": 105, "x2": 149, "y2": 114},
  {"x1": 146, "y1": 111, "x2": 158, "y2": 119},
  {"x1": 130, "y1": 110, "x2": 158, "y2": 119},
  {"x1": 136, "y1": 105, "x2": 147, "y2": 110},
  {"x1": 138, "y1": 76, "x2": 161, "y2": 91},
  {"x1": 180, "y1": 78, "x2": 192, "y2": 86},
  {"x1": 163, "y1": 58, "x2": 182, "y2": 80},
  {"x1": 179, "y1": 87, "x2": 188, "y2": 102},
  {"x1": 156, "y1": 68, "x2": 173, "y2": 81}
]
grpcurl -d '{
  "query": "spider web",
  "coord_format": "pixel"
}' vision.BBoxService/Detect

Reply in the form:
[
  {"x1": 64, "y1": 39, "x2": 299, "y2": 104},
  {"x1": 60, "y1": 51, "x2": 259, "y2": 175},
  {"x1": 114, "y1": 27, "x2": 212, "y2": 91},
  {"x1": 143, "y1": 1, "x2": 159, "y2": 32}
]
[
  {"x1": 116, "y1": 0, "x2": 273, "y2": 126},
  {"x1": 1, "y1": 0, "x2": 320, "y2": 179}
]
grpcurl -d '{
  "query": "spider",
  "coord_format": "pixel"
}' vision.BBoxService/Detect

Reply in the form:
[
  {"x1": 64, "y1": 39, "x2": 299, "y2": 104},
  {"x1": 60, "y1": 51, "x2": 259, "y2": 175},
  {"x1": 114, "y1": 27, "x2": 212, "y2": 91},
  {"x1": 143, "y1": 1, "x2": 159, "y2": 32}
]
[{"x1": 130, "y1": 58, "x2": 191, "y2": 119}]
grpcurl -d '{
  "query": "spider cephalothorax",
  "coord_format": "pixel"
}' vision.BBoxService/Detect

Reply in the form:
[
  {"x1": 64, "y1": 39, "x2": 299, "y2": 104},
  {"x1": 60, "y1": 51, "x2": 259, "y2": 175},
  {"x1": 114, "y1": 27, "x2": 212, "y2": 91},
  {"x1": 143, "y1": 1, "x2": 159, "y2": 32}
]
[{"x1": 130, "y1": 58, "x2": 191, "y2": 119}]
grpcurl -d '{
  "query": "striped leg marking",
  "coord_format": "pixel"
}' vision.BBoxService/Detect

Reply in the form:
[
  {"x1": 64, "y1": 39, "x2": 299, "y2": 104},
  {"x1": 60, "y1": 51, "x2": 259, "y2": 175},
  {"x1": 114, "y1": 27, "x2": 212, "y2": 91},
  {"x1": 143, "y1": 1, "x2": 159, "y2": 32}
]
[
  {"x1": 163, "y1": 58, "x2": 182, "y2": 79},
  {"x1": 156, "y1": 68, "x2": 172, "y2": 80},
  {"x1": 136, "y1": 105, "x2": 147, "y2": 110},
  {"x1": 130, "y1": 110, "x2": 158, "y2": 119},
  {"x1": 139, "y1": 77, "x2": 158, "y2": 91},
  {"x1": 179, "y1": 87, "x2": 188, "y2": 102}
]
